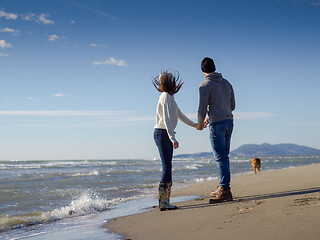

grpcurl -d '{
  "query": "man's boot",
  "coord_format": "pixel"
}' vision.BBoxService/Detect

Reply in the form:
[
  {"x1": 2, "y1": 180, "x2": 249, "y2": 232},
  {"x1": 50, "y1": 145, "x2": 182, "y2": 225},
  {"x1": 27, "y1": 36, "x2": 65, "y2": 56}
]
[{"x1": 209, "y1": 187, "x2": 233, "y2": 204}]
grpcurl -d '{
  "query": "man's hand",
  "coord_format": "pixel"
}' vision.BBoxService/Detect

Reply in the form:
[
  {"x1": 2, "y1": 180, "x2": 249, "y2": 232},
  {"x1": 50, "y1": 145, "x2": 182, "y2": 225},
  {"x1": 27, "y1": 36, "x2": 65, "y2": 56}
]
[
  {"x1": 173, "y1": 141, "x2": 179, "y2": 149},
  {"x1": 197, "y1": 118, "x2": 209, "y2": 130},
  {"x1": 203, "y1": 118, "x2": 209, "y2": 128}
]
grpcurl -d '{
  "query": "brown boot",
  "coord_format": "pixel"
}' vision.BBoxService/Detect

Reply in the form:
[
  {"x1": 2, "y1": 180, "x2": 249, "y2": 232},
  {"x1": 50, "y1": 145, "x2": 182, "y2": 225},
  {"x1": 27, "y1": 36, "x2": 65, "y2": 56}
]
[
  {"x1": 209, "y1": 187, "x2": 233, "y2": 204},
  {"x1": 210, "y1": 186, "x2": 223, "y2": 197}
]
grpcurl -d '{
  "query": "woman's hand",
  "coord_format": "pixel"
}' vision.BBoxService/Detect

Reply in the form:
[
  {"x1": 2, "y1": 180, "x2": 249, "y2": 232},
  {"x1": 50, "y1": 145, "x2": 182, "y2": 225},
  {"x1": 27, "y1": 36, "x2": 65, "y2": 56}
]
[
  {"x1": 196, "y1": 124, "x2": 203, "y2": 130},
  {"x1": 173, "y1": 141, "x2": 179, "y2": 149}
]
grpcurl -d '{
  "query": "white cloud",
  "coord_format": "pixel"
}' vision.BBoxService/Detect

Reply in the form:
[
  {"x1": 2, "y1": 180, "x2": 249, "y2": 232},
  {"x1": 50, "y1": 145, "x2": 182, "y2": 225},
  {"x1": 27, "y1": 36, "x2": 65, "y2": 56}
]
[
  {"x1": 22, "y1": 13, "x2": 36, "y2": 21},
  {"x1": 312, "y1": 1, "x2": 320, "y2": 5},
  {"x1": 92, "y1": 57, "x2": 127, "y2": 66},
  {"x1": 1, "y1": 27, "x2": 15, "y2": 33},
  {"x1": 53, "y1": 93, "x2": 65, "y2": 97},
  {"x1": 0, "y1": 53, "x2": 9, "y2": 57},
  {"x1": 0, "y1": 110, "x2": 132, "y2": 117},
  {"x1": 0, "y1": 27, "x2": 20, "y2": 35},
  {"x1": 48, "y1": 34, "x2": 59, "y2": 42},
  {"x1": 1, "y1": 10, "x2": 54, "y2": 25},
  {"x1": 0, "y1": 40, "x2": 13, "y2": 48},
  {"x1": 26, "y1": 97, "x2": 38, "y2": 101},
  {"x1": 117, "y1": 116, "x2": 156, "y2": 122},
  {"x1": 90, "y1": 43, "x2": 107, "y2": 48},
  {"x1": 0, "y1": 9, "x2": 18, "y2": 20},
  {"x1": 123, "y1": 112, "x2": 277, "y2": 121},
  {"x1": 234, "y1": 111, "x2": 278, "y2": 120},
  {"x1": 0, "y1": 110, "x2": 274, "y2": 120},
  {"x1": 70, "y1": 20, "x2": 76, "y2": 24},
  {"x1": 38, "y1": 13, "x2": 54, "y2": 24}
]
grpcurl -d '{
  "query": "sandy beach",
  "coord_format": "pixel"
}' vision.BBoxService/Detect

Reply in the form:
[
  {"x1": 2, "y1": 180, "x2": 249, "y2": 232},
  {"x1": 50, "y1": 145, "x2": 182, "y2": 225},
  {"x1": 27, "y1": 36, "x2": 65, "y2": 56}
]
[{"x1": 106, "y1": 164, "x2": 320, "y2": 240}]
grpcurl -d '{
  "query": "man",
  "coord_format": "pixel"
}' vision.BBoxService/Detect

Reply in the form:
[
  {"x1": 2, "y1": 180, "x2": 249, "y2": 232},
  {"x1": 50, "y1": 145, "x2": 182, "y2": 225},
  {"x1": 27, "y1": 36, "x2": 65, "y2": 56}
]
[{"x1": 197, "y1": 57, "x2": 235, "y2": 203}]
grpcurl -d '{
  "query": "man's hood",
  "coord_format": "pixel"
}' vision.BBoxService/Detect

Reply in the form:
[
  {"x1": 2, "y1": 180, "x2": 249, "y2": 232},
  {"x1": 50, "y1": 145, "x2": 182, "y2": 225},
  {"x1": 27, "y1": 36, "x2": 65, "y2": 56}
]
[{"x1": 205, "y1": 72, "x2": 223, "y2": 83}]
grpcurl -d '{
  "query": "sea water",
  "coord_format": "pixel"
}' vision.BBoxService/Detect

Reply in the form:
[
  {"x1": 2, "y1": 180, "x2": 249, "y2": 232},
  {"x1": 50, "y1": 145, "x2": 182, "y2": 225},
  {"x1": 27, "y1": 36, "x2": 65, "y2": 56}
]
[{"x1": 1, "y1": 156, "x2": 320, "y2": 239}]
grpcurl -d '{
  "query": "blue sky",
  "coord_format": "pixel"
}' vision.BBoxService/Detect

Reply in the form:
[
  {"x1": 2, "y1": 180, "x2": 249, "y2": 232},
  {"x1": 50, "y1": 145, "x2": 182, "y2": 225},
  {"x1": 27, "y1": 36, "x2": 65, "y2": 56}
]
[{"x1": 1, "y1": 0, "x2": 320, "y2": 160}]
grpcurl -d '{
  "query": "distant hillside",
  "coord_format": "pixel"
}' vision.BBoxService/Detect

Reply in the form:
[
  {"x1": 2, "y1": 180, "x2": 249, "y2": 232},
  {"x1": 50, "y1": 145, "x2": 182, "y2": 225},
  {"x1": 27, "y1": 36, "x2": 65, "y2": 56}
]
[
  {"x1": 174, "y1": 143, "x2": 320, "y2": 159},
  {"x1": 231, "y1": 143, "x2": 320, "y2": 157}
]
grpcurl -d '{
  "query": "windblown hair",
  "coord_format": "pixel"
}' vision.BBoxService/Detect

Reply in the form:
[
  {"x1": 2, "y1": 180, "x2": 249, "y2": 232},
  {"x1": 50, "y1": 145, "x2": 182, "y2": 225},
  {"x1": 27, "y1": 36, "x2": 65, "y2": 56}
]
[{"x1": 152, "y1": 70, "x2": 183, "y2": 95}]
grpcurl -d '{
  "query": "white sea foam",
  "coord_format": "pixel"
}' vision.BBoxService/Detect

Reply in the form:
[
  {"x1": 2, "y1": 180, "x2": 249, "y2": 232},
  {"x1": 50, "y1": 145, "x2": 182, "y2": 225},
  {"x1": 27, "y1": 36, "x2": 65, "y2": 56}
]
[
  {"x1": 185, "y1": 164, "x2": 203, "y2": 170},
  {"x1": 194, "y1": 176, "x2": 217, "y2": 183},
  {"x1": 68, "y1": 170, "x2": 100, "y2": 177},
  {"x1": 0, "y1": 192, "x2": 110, "y2": 231},
  {"x1": 230, "y1": 159, "x2": 251, "y2": 163},
  {"x1": 42, "y1": 193, "x2": 110, "y2": 221},
  {"x1": 0, "y1": 160, "x2": 120, "y2": 170},
  {"x1": 0, "y1": 190, "x2": 158, "y2": 232}
]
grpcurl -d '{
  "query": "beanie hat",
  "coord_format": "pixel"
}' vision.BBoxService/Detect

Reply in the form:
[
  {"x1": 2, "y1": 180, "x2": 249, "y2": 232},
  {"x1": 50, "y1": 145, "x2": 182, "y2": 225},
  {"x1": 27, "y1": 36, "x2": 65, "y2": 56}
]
[{"x1": 201, "y1": 57, "x2": 216, "y2": 73}]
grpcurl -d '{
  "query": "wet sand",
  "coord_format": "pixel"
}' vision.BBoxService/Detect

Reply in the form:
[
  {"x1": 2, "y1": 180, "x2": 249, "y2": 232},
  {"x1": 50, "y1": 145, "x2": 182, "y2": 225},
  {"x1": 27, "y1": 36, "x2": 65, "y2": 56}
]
[{"x1": 106, "y1": 164, "x2": 320, "y2": 240}]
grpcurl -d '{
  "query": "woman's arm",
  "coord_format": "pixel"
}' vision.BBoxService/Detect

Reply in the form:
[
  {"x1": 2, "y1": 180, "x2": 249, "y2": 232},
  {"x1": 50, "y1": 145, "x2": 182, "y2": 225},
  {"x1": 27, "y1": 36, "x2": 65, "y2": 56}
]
[{"x1": 178, "y1": 107, "x2": 197, "y2": 128}]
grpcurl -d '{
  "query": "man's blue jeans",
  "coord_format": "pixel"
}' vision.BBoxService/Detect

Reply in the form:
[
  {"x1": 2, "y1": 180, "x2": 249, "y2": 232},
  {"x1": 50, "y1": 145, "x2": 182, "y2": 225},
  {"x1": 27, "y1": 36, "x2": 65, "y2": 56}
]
[
  {"x1": 154, "y1": 129, "x2": 173, "y2": 183},
  {"x1": 209, "y1": 120, "x2": 234, "y2": 189}
]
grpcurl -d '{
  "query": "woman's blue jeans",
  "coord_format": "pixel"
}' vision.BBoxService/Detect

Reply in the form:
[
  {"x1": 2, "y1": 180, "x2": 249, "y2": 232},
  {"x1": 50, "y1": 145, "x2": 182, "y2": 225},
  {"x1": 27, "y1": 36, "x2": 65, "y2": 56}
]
[
  {"x1": 154, "y1": 129, "x2": 173, "y2": 183},
  {"x1": 209, "y1": 120, "x2": 234, "y2": 189}
]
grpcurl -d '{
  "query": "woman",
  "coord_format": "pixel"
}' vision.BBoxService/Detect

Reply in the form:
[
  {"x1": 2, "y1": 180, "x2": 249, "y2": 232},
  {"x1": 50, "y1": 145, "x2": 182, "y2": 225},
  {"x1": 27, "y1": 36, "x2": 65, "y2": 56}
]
[{"x1": 153, "y1": 70, "x2": 197, "y2": 211}]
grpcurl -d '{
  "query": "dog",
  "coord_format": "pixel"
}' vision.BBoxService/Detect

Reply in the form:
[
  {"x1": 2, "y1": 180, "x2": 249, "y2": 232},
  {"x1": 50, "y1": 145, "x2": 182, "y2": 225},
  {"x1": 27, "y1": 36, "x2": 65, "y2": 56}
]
[{"x1": 251, "y1": 158, "x2": 261, "y2": 174}]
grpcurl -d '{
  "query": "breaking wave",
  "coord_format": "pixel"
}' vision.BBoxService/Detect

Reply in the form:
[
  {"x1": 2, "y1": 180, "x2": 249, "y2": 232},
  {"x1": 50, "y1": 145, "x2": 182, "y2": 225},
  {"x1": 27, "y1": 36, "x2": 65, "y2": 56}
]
[{"x1": 0, "y1": 193, "x2": 111, "y2": 232}]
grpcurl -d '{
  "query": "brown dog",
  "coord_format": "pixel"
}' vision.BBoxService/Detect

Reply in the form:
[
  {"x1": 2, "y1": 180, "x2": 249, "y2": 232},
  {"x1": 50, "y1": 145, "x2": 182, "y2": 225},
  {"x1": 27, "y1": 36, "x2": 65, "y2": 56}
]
[{"x1": 251, "y1": 158, "x2": 261, "y2": 174}]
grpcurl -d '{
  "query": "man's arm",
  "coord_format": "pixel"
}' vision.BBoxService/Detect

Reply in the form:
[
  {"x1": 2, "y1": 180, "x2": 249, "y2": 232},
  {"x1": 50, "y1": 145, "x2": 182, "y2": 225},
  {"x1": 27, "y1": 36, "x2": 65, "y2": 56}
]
[
  {"x1": 230, "y1": 85, "x2": 235, "y2": 111},
  {"x1": 197, "y1": 85, "x2": 209, "y2": 128}
]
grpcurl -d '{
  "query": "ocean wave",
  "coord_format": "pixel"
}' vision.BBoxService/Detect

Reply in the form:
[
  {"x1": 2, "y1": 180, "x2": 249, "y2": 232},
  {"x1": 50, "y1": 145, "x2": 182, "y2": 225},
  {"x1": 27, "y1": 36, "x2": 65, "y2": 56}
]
[
  {"x1": 184, "y1": 164, "x2": 203, "y2": 170},
  {"x1": 0, "y1": 189, "x2": 158, "y2": 232},
  {"x1": 0, "y1": 193, "x2": 110, "y2": 232},
  {"x1": 0, "y1": 160, "x2": 119, "y2": 170},
  {"x1": 26, "y1": 170, "x2": 102, "y2": 178},
  {"x1": 178, "y1": 176, "x2": 218, "y2": 184},
  {"x1": 67, "y1": 170, "x2": 100, "y2": 177},
  {"x1": 194, "y1": 176, "x2": 217, "y2": 183},
  {"x1": 230, "y1": 159, "x2": 251, "y2": 163},
  {"x1": 106, "y1": 169, "x2": 149, "y2": 174},
  {"x1": 172, "y1": 164, "x2": 204, "y2": 171}
]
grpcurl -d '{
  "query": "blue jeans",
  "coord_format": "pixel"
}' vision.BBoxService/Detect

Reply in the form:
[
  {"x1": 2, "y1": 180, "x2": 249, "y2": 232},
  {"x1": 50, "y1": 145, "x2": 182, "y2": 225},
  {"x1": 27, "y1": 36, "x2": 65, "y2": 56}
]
[
  {"x1": 209, "y1": 120, "x2": 234, "y2": 189},
  {"x1": 154, "y1": 129, "x2": 173, "y2": 183}
]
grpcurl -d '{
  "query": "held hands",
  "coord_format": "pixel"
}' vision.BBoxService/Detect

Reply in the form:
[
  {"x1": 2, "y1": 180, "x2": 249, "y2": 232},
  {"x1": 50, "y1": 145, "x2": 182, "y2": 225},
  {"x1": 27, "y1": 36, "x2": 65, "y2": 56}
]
[
  {"x1": 196, "y1": 124, "x2": 203, "y2": 130},
  {"x1": 173, "y1": 141, "x2": 179, "y2": 149},
  {"x1": 196, "y1": 118, "x2": 209, "y2": 131}
]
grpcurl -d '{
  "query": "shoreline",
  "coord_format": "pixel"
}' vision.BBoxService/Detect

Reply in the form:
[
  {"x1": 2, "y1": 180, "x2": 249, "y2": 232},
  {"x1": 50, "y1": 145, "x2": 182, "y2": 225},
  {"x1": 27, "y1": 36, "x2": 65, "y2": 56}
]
[{"x1": 106, "y1": 163, "x2": 320, "y2": 240}]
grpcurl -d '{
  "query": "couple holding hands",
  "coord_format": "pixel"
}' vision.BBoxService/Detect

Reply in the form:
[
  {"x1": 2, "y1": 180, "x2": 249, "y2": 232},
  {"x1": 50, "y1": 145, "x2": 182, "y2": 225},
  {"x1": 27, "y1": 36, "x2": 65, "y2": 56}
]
[{"x1": 153, "y1": 57, "x2": 236, "y2": 211}]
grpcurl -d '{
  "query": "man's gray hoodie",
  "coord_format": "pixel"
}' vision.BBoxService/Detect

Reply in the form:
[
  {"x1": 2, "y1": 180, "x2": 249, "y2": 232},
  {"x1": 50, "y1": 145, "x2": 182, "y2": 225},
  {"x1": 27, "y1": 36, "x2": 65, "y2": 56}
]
[{"x1": 198, "y1": 72, "x2": 235, "y2": 124}]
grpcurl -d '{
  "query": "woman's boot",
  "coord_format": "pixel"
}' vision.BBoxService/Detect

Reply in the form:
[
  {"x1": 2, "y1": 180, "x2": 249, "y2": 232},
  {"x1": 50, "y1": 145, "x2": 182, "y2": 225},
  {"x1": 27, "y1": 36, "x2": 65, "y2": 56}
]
[
  {"x1": 158, "y1": 182, "x2": 178, "y2": 211},
  {"x1": 158, "y1": 182, "x2": 168, "y2": 211},
  {"x1": 166, "y1": 182, "x2": 178, "y2": 210}
]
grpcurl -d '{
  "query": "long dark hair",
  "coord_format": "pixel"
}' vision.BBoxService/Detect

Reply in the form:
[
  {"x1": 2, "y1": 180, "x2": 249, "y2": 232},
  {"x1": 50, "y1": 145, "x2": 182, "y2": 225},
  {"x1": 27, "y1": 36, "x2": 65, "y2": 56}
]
[{"x1": 152, "y1": 70, "x2": 183, "y2": 95}]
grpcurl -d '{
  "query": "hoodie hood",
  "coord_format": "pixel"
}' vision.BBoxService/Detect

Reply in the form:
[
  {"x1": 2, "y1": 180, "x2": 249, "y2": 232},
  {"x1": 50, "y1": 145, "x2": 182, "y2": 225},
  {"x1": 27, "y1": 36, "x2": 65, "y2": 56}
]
[{"x1": 205, "y1": 72, "x2": 223, "y2": 83}]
